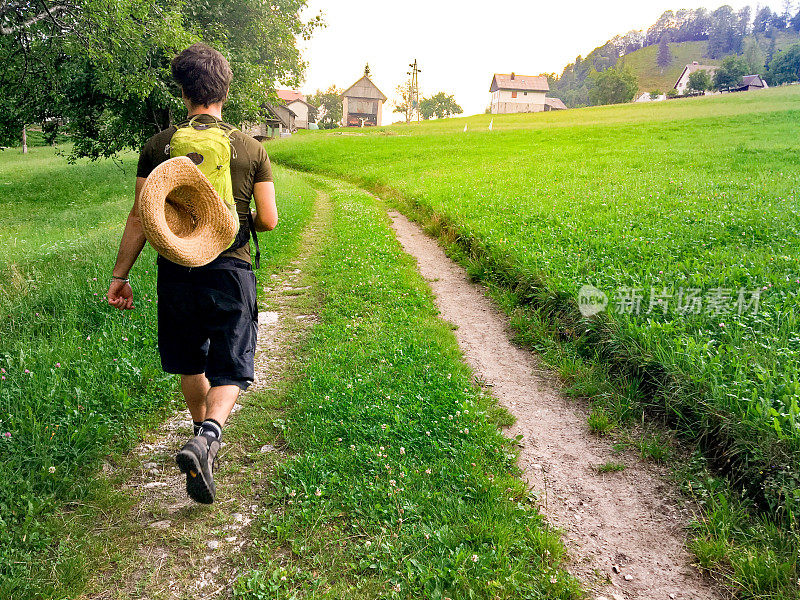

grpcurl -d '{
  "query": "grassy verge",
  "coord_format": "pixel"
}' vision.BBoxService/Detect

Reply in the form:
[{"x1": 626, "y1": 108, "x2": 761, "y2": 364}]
[
  {"x1": 0, "y1": 146, "x2": 315, "y2": 598},
  {"x1": 266, "y1": 90, "x2": 800, "y2": 597},
  {"x1": 234, "y1": 175, "x2": 581, "y2": 600}
]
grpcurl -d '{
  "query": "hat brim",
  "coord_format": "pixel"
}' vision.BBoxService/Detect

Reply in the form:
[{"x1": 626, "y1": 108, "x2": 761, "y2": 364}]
[{"x1": 138, "y1": 156, "x2": 238, "y2": 267}]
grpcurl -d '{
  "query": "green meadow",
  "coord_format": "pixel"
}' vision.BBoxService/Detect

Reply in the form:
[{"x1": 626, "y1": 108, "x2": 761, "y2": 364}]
[{"x1": 269, "y1": 87, "x2": 800, "y2": 524}]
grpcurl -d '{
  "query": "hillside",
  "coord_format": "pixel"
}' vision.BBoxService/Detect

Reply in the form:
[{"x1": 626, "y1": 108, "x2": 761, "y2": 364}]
[
  {"x1": 621, "y1": 31, "x2": 800, "y2": 94},
  {"x1": 620, "y1": 41, "x2": 717, "y2": 94}
]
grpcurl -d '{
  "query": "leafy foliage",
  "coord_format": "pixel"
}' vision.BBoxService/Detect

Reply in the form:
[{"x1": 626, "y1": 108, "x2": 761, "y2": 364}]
[
  {"x1": 588, "y1": 67, "x2": 638, "y2": 105},
  {"x1": 687, "y1": 68, "x2": 712, "y2": 92},
  {"x1": 419, "y1": 92, "x2": 463, "y2": 120},
  {"x1": 307, "y1": 86, "x2": 343, "y2": 129},
  {"x1": 713, "y1": 54, "x2": 748, "y2": 89},
  {"x1": 766, "y1": 43, "x2": 800, "y2": 84},
  {"x1": 0, "y1": 0, "x2": 322, "y2": 158}
]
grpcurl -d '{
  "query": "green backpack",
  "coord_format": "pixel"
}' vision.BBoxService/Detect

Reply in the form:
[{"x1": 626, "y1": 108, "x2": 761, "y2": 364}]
[
  {"x1": 169, "y1": 116, "x2": 243, "y2": 245},
  {"x1": 168, "y1": 116, "x2": 261, "y2": 267}
]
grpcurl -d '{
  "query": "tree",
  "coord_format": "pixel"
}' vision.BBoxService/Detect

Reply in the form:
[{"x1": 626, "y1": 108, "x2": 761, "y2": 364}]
[
  {"x1": 743, "y1": 36, "x2": 767, "y2": 74},
  {"x1": 708, "y1": 5, "x2": 745, "y2": 58},
  {"x1": 393, "y1": 78, "x2": 414, "y2": 123},
  {"x1": 765, "y1": 43, "x2": 800, "y2": 84},
  {"x1": 687, "y1": 69, "x2": 711, "y2": 92},
  {"x1": 649, "y1": 89, "x2": 662, "y2": 100},
  {"x1": 780, "y1": 0, "x2": 794, "y2": 28},
  {"x1": 657, "y1": 35, "x2": 672, "y2": 69},
  {"x1": 0, "y1": 0, "x2": 322, "y2": 157},
  {"x1": 792, "y1": 8, "x2": 800, "y2": 31},
  {"x1": 419, "y1": 92, "x2": 462, "y2": 120},
  {"x1": 588, "y1": 67, "x2": 638, "y2": 106},
  {"x1": 713, "y1": 55, "x2": 748, "y2": 89},
  {"x1": 307, "y1": 86, "x2": 342, "y2": 129},
  {"x1": 753, "y1": 6, "x2": 773, "y2": 33}
]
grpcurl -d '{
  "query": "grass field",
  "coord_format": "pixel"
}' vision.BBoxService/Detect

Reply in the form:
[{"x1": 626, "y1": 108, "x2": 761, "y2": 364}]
[
  {"x1": 268, "y1": 87, "x2": 800, "y2": 594},
  {"x1": 235, "y1": 176, "x2": 579, "y2": 599},
  {"x1": 0, "y1": 147, "x2": 316, "y2": 597}
]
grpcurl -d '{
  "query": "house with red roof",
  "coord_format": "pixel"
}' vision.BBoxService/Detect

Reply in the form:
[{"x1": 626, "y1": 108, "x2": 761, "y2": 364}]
[
  {"x1": 489, "y1": 73, "x2": 551, "y2": 114},
  {"x1": 276, "y1": 90, "x2": 318, "y2": 129}
]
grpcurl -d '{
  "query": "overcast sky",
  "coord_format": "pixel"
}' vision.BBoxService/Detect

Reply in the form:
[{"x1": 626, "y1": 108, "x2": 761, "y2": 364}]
[{"x1": 295, "y1": 0, "x2": 779, "y2": 123}]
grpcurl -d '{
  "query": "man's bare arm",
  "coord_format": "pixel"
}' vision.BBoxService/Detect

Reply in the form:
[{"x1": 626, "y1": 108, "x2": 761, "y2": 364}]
[
  {"x1": 252, "y1": 181, "x2": 278, "y2": 232},
  {"x1": 108, "y1": 177, "x2": 147, "y2": 310}
]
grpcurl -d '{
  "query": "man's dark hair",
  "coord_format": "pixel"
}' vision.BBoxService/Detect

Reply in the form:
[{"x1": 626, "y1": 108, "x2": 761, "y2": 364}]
[{"x1": 171, "y1": 43, "x2": 233, "y2": 107}]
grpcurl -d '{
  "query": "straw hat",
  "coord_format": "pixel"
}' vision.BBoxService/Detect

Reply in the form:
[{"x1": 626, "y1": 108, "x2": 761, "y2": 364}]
[{"x1": 138, "y1": 156, "x2": 238, "y2": 267}]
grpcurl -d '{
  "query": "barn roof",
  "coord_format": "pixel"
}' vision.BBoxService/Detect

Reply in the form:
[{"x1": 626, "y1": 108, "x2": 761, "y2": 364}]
[
  {"x1": 276, "y1": 89, "x2": 306, "y2": 103},
  {"x1": 490, "y1": 73, "x2": 549, "y2": 92},
  {"x1": 741, "y1": 74, "x2": 767, "y2": 88},
  {"x1": 341, "y1": 75, "x2": 387, "y2": 101},
  {"x1": 545, "y1": 97, "x2": 567, "y2": 110}
]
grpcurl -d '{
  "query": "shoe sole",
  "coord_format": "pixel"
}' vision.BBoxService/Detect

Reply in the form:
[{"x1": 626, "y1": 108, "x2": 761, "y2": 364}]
[{"x1": 175, "y1": 449, "x2": 215, "y2": 504}]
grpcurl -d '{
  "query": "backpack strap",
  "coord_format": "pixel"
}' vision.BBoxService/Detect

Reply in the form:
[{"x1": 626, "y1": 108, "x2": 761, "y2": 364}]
[{"x1": 247, "y1": 211, "x2": 261, "y2": 270}]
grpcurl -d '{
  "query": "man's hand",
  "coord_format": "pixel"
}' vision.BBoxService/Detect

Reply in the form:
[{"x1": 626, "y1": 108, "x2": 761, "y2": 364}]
[{"x1": 107, "y1": 280, "x2": 134, "y2": 310}]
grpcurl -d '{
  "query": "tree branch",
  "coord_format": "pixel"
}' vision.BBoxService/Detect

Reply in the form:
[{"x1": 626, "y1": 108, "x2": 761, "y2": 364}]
[{"x1": 0, "y1": 4, "x2": 67, "y2": 36}]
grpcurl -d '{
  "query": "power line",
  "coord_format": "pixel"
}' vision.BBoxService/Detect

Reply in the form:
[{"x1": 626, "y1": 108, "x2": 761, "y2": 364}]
[{"x1": 407, "y1": 58, "x2": 421, "y2": 123}]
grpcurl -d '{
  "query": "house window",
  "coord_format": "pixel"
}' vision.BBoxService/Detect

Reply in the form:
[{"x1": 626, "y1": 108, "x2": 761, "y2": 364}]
[
  {"x1": 511, "y1": 91, "x2": 517, "y2": 98},
  {"x1": 524, "y1": 91, "x2": 527, "y2": 96}
]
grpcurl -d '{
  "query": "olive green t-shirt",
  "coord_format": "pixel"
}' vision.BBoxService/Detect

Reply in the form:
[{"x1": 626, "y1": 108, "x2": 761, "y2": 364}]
[{"x1": 137, "y1": 114, "x2": 273, "y2": 264}]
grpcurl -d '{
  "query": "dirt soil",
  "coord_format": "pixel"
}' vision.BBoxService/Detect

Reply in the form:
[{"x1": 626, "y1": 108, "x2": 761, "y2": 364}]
[{"x1": 389, "y1": 210, "x2": 723, "y2": 600}]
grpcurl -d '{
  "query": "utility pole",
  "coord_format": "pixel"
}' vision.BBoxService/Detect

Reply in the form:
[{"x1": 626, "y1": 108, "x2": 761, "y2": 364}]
[{"x1": 407, "y1": 59, "x2": 421, "y2": 122}]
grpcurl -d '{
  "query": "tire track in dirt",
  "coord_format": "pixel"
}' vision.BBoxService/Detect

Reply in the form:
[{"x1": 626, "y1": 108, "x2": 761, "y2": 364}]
[
  {"x1": 83, "y1": 192, "x2": 329, "y2": 599},
  {"x1": 388, "y1": 209, "x2": 722, "y2": 600}
]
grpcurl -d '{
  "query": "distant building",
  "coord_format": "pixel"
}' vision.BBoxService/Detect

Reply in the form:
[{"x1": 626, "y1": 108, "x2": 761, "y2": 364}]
[
  {"x1": 635, "y1": 92, "x2": 666, "y2": 102},
  {"x1": 276, "y1": 90, "x2": 318, "y2": 129},
  {"x1": 674, "y1": 62, "x2": 718, "y2": 95},
  {"x1": 544, "y1": 97, "x2": 568, "y2": 111},
  {"x1": 242, "y1": 103, "x2": 295, "y2": 140},
  {"x1": 341, "y1": 75, "x2": 387, "y2": 127},
  {"x1": 490, "y1": 73, "x2": 549, "y2": 113},
  {"x1": 732, "y1": 74, "x2": 769, "y2": 92}
]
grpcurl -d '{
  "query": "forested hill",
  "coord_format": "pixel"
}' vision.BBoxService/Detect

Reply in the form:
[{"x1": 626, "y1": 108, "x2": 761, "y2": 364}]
[{"x1": 547, "y1": 4, "x2": 800, "y2": 106}]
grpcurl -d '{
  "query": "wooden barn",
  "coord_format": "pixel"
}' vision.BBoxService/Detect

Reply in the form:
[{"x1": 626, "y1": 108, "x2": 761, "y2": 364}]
[{"x1": 341, "y1": 75, "x2": 386, "y2": 127}]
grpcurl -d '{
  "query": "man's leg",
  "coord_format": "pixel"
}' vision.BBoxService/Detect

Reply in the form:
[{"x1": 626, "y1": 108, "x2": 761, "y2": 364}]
[
  {"x1": 204, "y1": 384, "x2": 240, "y2": 426},
  {"x1": 181, "y1": 373, "x2": 210, "y2": 423}
]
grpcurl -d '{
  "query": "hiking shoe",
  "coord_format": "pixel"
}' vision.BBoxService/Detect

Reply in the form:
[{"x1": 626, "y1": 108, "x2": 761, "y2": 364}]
[{"x1": 175, "y1": 435, "x2": 219, "y2": 504}]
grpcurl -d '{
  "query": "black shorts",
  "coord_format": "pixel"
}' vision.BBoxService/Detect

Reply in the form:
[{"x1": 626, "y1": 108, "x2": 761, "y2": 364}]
[{"x1": 156, "y1": 256, "x2": 257, "y2": 390}]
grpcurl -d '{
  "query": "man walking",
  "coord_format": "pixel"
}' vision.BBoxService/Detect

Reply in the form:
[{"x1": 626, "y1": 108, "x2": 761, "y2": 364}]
[{"x1": 107, "y1": 43, "x2": 278, "y2": 503}]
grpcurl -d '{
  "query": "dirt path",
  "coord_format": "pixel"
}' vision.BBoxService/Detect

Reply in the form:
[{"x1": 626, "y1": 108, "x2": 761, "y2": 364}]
[
  {"x1": 388, "y1": 210, "x2": 722, "y2": 600},
  {"x1": 83, "y1": 193, "x2": 329, "y2": 599}
]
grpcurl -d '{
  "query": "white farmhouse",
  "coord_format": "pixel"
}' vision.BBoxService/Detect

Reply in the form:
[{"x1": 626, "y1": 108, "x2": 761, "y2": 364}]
[
  {"x1": 489, "y1": 73, "x2": 549, "y2": 114},
  {"x1": 276, "y1": 90, "x2": 318, "y2": 129},
  {"x1": 674, "y1": 62, "x2": 718, "y2": 95}
]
